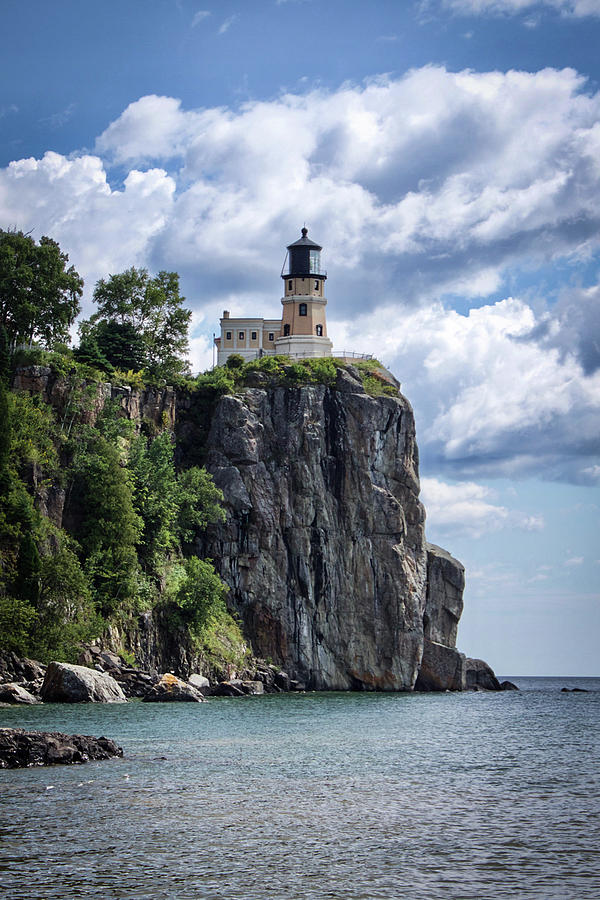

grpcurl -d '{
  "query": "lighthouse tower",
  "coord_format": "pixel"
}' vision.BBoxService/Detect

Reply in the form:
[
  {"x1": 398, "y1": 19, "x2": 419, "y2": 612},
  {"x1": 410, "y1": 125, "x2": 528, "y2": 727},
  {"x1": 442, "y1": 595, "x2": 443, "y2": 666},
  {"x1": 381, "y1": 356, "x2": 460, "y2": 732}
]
[{"x1": 275, "y1": 227, "x2": 333, "y2": 358}]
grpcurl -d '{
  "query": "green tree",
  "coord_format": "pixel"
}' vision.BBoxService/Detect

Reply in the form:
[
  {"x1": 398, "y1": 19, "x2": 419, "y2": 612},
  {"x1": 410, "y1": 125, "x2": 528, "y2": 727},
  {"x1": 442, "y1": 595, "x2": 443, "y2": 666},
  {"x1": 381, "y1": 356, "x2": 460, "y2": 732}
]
[
  {"x1": 178, "y1": 466, "x2": 226, "y2": 545},
  {"x1": 93, "y1": 321, "x2": 146, "y2": 371},
  {"x1": 172, "y1": 556, "x2": 229, "y2": 636},
  {"x1": 70, "y1": 432, "x2": 142, "y2": 615},
  {"x1": 73, "y1": 331, "x2": 114, "y2": 374},
  {"x1": 129, "y1": 432, "x2": 180, "y2": 567},
  {"x1": 0, "y1": 230, "x2": 83, "y2": 348},
  {"x1": 0, "y1": 324, "x2": 10, "y2": 384},
  {"x1": 86, "y1": 267, "x2": 191, "y2": 378}
]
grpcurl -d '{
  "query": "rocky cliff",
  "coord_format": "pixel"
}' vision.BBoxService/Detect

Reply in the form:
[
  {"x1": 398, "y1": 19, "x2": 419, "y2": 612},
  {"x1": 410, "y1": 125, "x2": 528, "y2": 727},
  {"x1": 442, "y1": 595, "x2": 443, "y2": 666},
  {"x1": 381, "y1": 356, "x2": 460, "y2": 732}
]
[
  {"x1": 192, "y1": 366, "x2": 466, "y2": 691},
  {"x1": 11, "y1": 363, "x2": 469, "y2": 691}
]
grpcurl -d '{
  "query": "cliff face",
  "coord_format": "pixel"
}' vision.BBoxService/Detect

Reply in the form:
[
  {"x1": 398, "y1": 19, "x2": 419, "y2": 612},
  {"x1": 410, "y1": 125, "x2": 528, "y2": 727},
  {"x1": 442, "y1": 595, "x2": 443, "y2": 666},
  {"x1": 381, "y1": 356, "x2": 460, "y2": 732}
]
[
  {"x1": 194, "y1": 366, "x2": 461, "y2": 691},
  {"x1": 13, "y1": 364, "x2": 468, "y2": 690}
]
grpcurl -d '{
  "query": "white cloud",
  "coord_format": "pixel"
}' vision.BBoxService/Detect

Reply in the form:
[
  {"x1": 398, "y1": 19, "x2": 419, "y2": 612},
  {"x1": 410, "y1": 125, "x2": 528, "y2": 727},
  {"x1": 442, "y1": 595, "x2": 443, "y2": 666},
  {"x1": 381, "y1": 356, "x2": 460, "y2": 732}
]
[
  {"x1": 191, "y1": 10, "x2": 211, "y2": 27},
  {"x1": 1, "y1": 67, "x2": 599, "y2": 480},
  {"x1": 334, "y1": 294, "x2": 600, "y2": 481},
  {"x1": 421, "y1": 476, "x2": 545, "y2": 536},
  {"x1": 565, "y1": 556, "x2": 584, "y2": 566},
  {"x1": 0, "y1": 151, "x2": 175, "y2": 309},
  {"x1": 441, "y1": 0, "x2": 600, "y2": 17},
  {"x1": 218, "y1": 15, "x2": 238, "y2": 34},
  {"x1": 90, "y1": 66, "x2": 600, "y2": 311}
]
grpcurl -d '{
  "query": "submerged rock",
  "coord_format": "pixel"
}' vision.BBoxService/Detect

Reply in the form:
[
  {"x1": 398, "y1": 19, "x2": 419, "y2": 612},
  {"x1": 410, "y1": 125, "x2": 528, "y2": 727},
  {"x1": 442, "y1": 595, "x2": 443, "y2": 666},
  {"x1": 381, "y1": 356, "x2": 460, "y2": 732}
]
[
  {"x1": 0, "y1": 682, "x2": 40, "y2": 705},
  {"x1": 0, "y1": 728, "x2": 122, "y2": 768},
  {"x1": 41, "y1": 661, "x2": 127, "y2": 703},
  {"x1": 142, "y1": 673, "x2": 204, "y2": 702}
]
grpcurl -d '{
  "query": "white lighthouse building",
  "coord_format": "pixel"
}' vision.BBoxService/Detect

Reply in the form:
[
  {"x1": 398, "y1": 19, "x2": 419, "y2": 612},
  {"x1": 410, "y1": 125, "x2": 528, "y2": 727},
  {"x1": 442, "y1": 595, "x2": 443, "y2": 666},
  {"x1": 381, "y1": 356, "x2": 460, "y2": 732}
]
[{"x1": 215, "y1": 228, "x2": 333, "y2": 366}]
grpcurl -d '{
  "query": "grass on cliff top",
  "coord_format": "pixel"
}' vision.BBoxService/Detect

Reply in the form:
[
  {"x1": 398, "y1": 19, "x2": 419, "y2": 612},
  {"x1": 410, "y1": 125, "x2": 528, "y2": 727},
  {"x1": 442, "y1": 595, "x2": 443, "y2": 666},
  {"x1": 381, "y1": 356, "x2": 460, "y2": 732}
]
[
  {"x1": 14, "y1": 343, "x2": 398, "y2": 398},
  {"x1": 195, "y1": 354, "x2": 398, "y2": 397}
]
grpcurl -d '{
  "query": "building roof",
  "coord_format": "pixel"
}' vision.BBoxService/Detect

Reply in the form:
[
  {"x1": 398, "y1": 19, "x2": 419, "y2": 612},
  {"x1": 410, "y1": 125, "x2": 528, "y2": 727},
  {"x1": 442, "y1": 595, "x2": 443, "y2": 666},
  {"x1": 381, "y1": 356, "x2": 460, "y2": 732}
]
[{"x1": 287, "y1": 227, "x2": 322, "y2": 251}]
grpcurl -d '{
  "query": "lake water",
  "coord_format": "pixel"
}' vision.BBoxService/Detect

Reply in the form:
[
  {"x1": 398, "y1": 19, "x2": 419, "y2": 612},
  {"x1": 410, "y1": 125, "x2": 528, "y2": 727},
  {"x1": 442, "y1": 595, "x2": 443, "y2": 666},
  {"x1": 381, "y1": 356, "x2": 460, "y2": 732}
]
[{"x1": 1, "y1": 677, "x2": 599, "y2": 899}]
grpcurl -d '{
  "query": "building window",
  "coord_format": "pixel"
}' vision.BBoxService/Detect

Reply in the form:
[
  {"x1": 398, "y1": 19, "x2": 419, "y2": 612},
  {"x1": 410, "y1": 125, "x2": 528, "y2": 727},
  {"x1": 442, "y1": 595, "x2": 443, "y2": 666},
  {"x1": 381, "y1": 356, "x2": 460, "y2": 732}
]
[
  {"x1": 299, "y1": 303, "x2": 307, "y2": 316},
  {"x1": 251, "y1": 331, "x2": 257, "y2": 340},
  {"x1": 288, "y1": 280, "x2": 293, "y2": 290},
  {"x1": 315, "y1": 280, "x2": 319, "y2": 291},
  {"x1": 268, "y1": 332, "x2": 274, "y2": 342},
  {"x1": 284, "y1": 324, "x2": 290, "y2": 336},
  {"x1": 316, "y1": 324, "x2": 323, "y2": 336},
  {"x1": 226, "y1": 331, "x2": 232, "y2": 340},
  {"x1": 239, "y1": 331, "x2": 245, "y2": 341}
]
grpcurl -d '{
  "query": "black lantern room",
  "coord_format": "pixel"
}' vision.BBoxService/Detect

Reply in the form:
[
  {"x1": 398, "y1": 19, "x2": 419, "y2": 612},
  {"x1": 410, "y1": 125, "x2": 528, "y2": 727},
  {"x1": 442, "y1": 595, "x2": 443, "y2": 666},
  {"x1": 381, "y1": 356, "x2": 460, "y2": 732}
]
[{"x1": 283, "y1": 227, "x2": 327, "y2": 283}]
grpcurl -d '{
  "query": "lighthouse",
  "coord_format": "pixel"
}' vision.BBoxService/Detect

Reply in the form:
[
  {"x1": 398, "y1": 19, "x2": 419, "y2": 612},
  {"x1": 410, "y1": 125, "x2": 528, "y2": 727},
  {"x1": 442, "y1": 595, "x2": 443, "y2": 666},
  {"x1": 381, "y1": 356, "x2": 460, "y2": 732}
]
[
  {"x1": 276, "y1": 227, "x2": 333, "y2": 358},
  {"x1": 214, "y1": 227, "x2": 333, "y2": 365}
]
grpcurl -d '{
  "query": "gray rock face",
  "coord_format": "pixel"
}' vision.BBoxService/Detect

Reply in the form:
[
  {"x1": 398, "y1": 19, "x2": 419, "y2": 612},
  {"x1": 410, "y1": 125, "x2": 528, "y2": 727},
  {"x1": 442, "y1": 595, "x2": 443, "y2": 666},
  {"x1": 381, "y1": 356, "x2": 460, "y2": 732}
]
[
  {"x1": 465, "y1": 657, "x2": 501, "y2": 691},
  {"x1": 423, "y1": 544, "x2": 465, "y2": 647},
  {"x1": 0, "y1": 728, "x2": 123, "y2": 768},
  {"x1": 0, "y1": 682, "x2": 40, "y2": 705},
  {"x1": 415, "y1": 641, "x2": 466, "y2": 692},
  {"x1": 198, "y1": 371, "x2": 428, "y2": 690},
  {"x1": 41, "y1": 662, "x2": 127, "y2": 703}
]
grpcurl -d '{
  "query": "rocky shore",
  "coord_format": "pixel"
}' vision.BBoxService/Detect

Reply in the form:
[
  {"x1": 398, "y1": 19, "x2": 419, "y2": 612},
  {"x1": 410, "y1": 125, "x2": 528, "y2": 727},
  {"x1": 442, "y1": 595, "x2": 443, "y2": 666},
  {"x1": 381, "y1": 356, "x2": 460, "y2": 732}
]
[
  {"x1": 0, "y1": 647, "x2": 516, "y2": 710},
  {"x1": 0, "y1": 727, "x2": 123, "y2": 768},
  {"x1": 0, "y1": 648, "x2": 304, "y2": 706}
]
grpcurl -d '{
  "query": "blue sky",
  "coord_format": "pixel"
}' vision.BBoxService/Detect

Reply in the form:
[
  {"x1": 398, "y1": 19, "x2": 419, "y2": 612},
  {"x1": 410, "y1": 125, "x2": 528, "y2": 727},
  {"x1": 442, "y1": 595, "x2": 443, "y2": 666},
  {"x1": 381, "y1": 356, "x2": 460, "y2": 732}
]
[{"x1": 1, "y1": 0, "x2": 599, "y2": 675}]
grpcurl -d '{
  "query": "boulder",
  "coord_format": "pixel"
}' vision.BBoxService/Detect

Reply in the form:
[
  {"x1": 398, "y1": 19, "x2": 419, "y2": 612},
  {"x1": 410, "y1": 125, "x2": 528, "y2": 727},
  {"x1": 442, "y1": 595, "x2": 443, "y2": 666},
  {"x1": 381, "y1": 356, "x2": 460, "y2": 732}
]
[
  {"x1": 0, "y1": 682, "x2": 40, "y2": 705},
  {"x1": 213, "y1": 680, "x2": 246, "y2": 697},
  {"x1": 0, "y1": 651, "x2": 46, "y2": 684},
  {"x1": 499, "y1": 680, "x2": 519, "y2": 691},
  {"x1": 0, "y1": 728, "x2": 123, "y2": 768},
  {"x1": 415, "y1": 640, "x2": 466, "y2": 691},
  {"x1": 274, "y1": 671, "x2": 290, "y2": 691},
  {"x1": 142, "y1": 673, "x2": 204, "y2": 702},
  {"x1": 241, "y1": 680, "x2": 264, "y2": 695},
  {"x1": 465, "y1": 658, "x2": 501, "y2": 691},
  {"x1": 188, "y1": 673, "x2": 211, "y2": 693},
  {"x1": 41, "y1": 661, "x2": 127, "y2": 703},
  {"x1": 113, "y1": 668, "x2": 158, "y2": 699}
]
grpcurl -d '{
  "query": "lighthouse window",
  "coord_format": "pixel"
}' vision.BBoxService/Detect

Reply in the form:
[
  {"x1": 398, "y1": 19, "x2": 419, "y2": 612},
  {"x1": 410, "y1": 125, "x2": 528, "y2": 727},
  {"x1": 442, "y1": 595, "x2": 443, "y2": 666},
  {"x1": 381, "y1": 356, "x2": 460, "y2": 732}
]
[
  {"x1": 239, "y1": 331, "x2": 245, "y2": 340},
  {"x1": 316, "y1": 324, "x2": 323, "y2": 336},
  {"x1": 309, "y1": 250, "x2": 321, "y2": 274},
  {"x1": 284, "y1": 324, "x2": 290, "y2": 336},
  {"x1": 288, "y1": 280, "x2": 293, "y2": 290},
  {"x1": 314, "y1": 280, "x2": 319, "y2": 291},
  {"x1": 299, "y1": 303, "x2": 307, "y2": 316}
]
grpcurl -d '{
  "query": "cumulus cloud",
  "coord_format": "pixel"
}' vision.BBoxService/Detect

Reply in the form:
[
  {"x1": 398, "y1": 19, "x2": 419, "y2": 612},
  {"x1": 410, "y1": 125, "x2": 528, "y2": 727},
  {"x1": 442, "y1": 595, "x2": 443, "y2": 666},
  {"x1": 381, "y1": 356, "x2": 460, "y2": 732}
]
[
  {"x1": 0, "y1": 151, "x2": 175, "y2": 305},
  {"x1": 90, "y1": 66, "x2": 600, "y2": 314},
  {"x1": 1, "y1": 66, "x2": 599, "y2": 482},
  {"x1": 440, "y1": 0, "x2": 600, "y2": 17},
  {"x1": 420, "y1": 476, "x2": 544, "y2": 536},
  {"x1": 334, "y1": 296, "x2": 600, "y2": 482}
]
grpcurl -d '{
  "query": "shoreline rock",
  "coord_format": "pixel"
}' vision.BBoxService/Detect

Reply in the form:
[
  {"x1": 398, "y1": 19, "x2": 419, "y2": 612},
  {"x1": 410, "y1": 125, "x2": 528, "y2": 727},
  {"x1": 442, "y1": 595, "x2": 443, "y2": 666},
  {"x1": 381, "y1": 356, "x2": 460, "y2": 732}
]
[
  {"x1": 0, "y1": 728, "x2": 123, "y2": 768},
  {"x1": 41, "y1": 661, "x2": 127, "y2": 703},
  {"x1": 142, "y1": 673, "x2": 205, "y2": 702}
]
